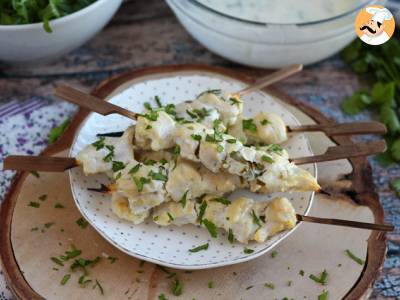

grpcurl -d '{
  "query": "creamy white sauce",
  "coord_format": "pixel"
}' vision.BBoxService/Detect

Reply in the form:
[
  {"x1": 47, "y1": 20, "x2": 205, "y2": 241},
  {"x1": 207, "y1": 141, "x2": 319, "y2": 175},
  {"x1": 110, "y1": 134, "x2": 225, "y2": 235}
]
[{"x1": 195, "y1": 0, "x2": 366, "y2": 24}]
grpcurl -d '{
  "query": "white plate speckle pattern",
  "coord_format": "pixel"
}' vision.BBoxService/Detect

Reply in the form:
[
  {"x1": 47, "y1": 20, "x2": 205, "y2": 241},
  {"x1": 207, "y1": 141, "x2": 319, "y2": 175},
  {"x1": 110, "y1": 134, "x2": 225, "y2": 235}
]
[{"x1": 69, "y1": 73, "x2": 316, "y2": 269}]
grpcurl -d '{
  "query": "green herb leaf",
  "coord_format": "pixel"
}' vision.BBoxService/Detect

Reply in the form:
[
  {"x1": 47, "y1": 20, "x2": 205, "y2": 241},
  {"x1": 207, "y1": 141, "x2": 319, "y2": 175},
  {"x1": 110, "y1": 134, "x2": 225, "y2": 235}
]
[
  {"x1": 243, "y1": 247, "x2": 254, "y2": 254},
  {"x1": 92, "y1": 137, "x2": 105, "y2": 150},
  {"x1": 189, "y1": 243, "x2": 209, "y2": 253},
  {"x1": 51, "y1": 257, "x2": 64, "y2": 266},
  {"x1": 271, "y1": 250, "x2": 278, "y2": 258},
  {"x1": 318, "y1": 290, "x2": 329, "y2": 300},
  {"x1": 60, "y1": 274, "x2": 71, "y2": 285},
  {"x1": 54, "y1": 203, "x2": 64, "y2": 209},
  {"x1": 242, "y1": 119, "x2": 257, "y2": 132},
  {"x1": 129, "y1": 164, "x2": 141, "y2": 174},
  {"x1": 191, "y1": 134, "x2": 202, "y2": 141},
  {"x1": 180, "y1": 190, "x2": 189, "y2": 208},
  {"x1": 49, "y1": 119, "x2": 70, "y2": 144},
  {"x1": 203, "y1": 219, "x2": 218, "y2": 238},
  {"x1": 149, "y1": 170, "x2": 168, "y2": 182},
  {"x1": 158, "y1": 294, "x2": 167, "y2": 300},
  {"x1": 251, "y1": 210, "x2": 263, "y2": 228},
  {"x1": 28, "y1": 201, "x2": 40, "y2": 208},
  {"x1": 171, "y1": 279, "x2": 183, "y2": 296},
  {"x1": 390, "y1": 178, "x2": 400, "y2": 196},
  {"x1": 345, "y1": 249, "x2": 365, "y2": 265},
  {"x1": 264, "y1": 282, "x2": 275, "y2": 289},
  {"x1": 112, "y1": 161, "x2": 126, "y2": 172},
  {"x1": 228, "y1": 228, "x2": 234, "y2": 243},
  {"x1": 94, "y1": 279, "x2": 104, "y2": 295},
  {"x1": 208, "y1": 281, "x2": 214, "y2": 288},
  {"x1": 226, "y1": 138, "x2": 237, "y2": 144},
  {"x1": 76, "y1": 217, "x2": 89, "y2": 229},
  {"x1": 211, "y1": 197, "x2": 231, "y2": 205},
  {"x1": 261, "y1": 155, "x2": 274, "y2": 164},
  {"x1": 39, "y1": 194, "x2": 47, "y2": 201},
  {"x1": 155, "y1": 96, "x2": 162, "y2": 108},
  {"x1": 198, "y1": 201, "x2": 207, "y2": 224},
  {"x1": 309, "y1": 270, "x2": 328, "y2": 285}
]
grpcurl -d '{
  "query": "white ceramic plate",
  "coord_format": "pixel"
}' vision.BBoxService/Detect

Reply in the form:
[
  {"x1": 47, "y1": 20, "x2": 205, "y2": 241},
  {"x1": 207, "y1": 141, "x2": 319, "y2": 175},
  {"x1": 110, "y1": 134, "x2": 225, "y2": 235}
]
[{"x1": 69, "y1": 72, "x2": 316, "y2": 269}]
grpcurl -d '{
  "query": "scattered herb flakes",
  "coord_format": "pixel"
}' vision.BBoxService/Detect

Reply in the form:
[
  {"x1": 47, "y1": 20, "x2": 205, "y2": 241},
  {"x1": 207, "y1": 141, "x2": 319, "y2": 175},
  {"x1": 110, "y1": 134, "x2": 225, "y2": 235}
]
[
  {"x1": 103, "y1": 145, "x2": 115, "y2": 162},
  {"x1": 189, "y1": 243, "x2": 209, "y2": 253},
  {"x1": 226, "y1": 138, "x2": 237, "y2": 144},
  {"x1": 299, "y1": 269, "x2": 305, "y2": 276},
  {"x1": 133, "y1": 177, "x2": 151, "y2": 193},
  {"x1": 171, "y1": 279, "x2": 183, "y2": 296},
  {"x1": 261, "y1": 119, "x2": 270, "y2": 125},
  {"x1": 390, "y1": 178, "x2": 400, "y2": 196},
  {"x1": 271, "y1": 250, "x2": 278, "y2": 258},
  {"x1": 242, "y1": 119, "x2": 257, "y2": 132},
  {"x1": 76, "y1": 217, "x2": 89, "y2": 229},
  {"x1": 155, "y1": 96, "x2": 162, "y2": 108},
  {"x1": 337, "y1": 264, "x2": 342, "y2": 267},
  {"x1": 230, "y1": 97, "x2": 242, "y2": 106},
  {"x1": 93, "y1": 279, "x2": 104, "y2": 295},
  {"x1": 30, "y1": 170, "x2": 40, "y2": 178},
  {"x1": 264, "y1": 282, "x2": 275, "y2": 289},
  {"x1": 44, "y1": 222, "x2": 54, "y2": 229},
  {"x1": 216, "y1": 144, "x2": 224, "y2": 153},
  {"x1": 167, "y1": 212, "x2": 174, "y2": 222},
  {"x1": 54, "y1": 203, "x2": 65, "y2": 209},
  {"x1": 31, "y1": 227, "x2": 39, "y2": 232},
  {"x1": 78, "y1": 275, "x2": 92, "y2": 287},
  {"x1": 345, "y1": 249, "x2": 365, "y2": 265},
  {"x1": 261, "y1": 155, "x2": 274, "y2": 164},
  {"x1": 309, "y1": 270, "x2": 328, "y2": 285},
  {"x1": 197, "y1": 201, "x2": 207, "y2": 224},
  {"x1": 158, "y1": 294, "x2": 168, "y2": 300},
  {"x1": 49, "y1": 119, "x2": 70, "y2": 144},
  {"x1": 243, "y1": 248, "x2": 254, "y2": 254},
  {"x1": 60, "y1": 274, "x2": 71, "y2": 285},
  {"x1": 208, "y1": 281, "x2": 214, "y2": 288},
  {"x1": 211, "y1": 197, "x2": 231, "y2": 205},
  {"x1": 191, "y1": 134, "x2": 202, "y2": 141},
  {"x1": 144, "y1": 102, "x2": 153, "y2": 111},
  {"x1": 129, "y1": 164, "x2": 141, "y2": 174},
  {"x1": 246, "y1": 285, "x2": 253, "y2": 290},
  {"x1": 51, "y1": 257, "x2": 64, "y2": 267},
  {"x1": 203, "y1": 219, "x2": 218, "y2": 238},
  {"x1": 180, "y1": 190, "x2": 189, "y2": 208},
  {"x1": 38, "y1": 194, "x2": 47, "y2": 201},
  {"x1": 228, "y1": 228, "x2": 235, "y2": 243},
  {"x1": 143, "y1": 159, "x2": 157, "y2": 166},
  {"x1": 107, "y1": 256, "x2": 118, "y2": 264},
  {"x1": 92, "y1": 137, "x2": 106, "y2": 150},
  {"x1": 28, "y1": 201, "x2": 40, "y2": 208},
  {"x1": 287, "y1": 280, "x2": 292, "y2": 287},
  {"x1": 318, "y1": 290, "x2": 329, "y2": 300},
  {"x1": 232, "y1": 271, "x2": 237, "y2": 276},
  {"x1": 251, "y1": 210, "x2": 263, "y2": 228},
  {"x1": 112, "y1": 161, "x2": 126, "y2": 172},
  {"x1": 149, "y1": 170, "x2": 168, "y2": 182}
]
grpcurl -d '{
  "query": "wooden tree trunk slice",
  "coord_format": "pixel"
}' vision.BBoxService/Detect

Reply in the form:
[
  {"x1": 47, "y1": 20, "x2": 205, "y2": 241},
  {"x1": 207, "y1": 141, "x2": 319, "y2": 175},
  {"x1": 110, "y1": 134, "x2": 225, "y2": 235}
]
[{"x1": 0, "y1": 65, "x2": 386, "y2": 300}]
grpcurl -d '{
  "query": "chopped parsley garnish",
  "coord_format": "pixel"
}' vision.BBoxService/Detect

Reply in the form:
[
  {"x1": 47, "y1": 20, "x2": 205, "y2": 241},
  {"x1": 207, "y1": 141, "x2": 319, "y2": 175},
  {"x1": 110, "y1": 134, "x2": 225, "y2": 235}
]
[
  {"x1": 145, "y1": 125, "x2": 152, "y2": 130},
  {"x1": 287, "y1": 281, "x2": 292, "y2": 287},
  {"x1": 243, "y1": 119, "x2": 257, "y2": 132},
  {"x1": 243, "y1": 247, "x2": 254, "y2": 254},
  {"x1": 143, "y1": 159, "x2": 156, "y2": 166},
  {"x1": 92, "y1": 137, "x2": 105, "y2": 150},
  {"x1": 129, "y1": 164, "x2": 141, "y2": 174},
  {"x1": 31, "y1": 227, "x2": 39, "y2": 232},
  {"x1": 54, "y1": 203, "x2": 64, "y2": 209},
  {"x1": 149, "y1": 170, "x2": 168, "y2": 182},
  {"x1": 309, "y1": 270, "x2": 328, "y2": 285},
  {"x1": 229, "y1": 97, "x2": 242, "y2": 106},
  {"x1": 266, "y1": 144, "x2": 283, "y2": 153},
  {"x1": 60, "y1": 247, "x2": 82, "y2": 261},
  {"x1": 251, "y1": 210, "x2": 263, "y2": 228},
  {"x1": 155, "y1": 96, "x2": 162, "y2": 108},
  {"x1": 107, "y1": 256, "x2": 118, "y2": 264},
  {"x1": 318, "y1": 290, "x2": 329, "y2": 300},
  {"x1": 133, "y1": 177, "x2": 151, "y2": 192},
  {"x1": 139, "y1": 110, "x2": 159, "y2": 121},
  {"x1": 180, "y1": 190, "x2": 189, "y2": 208},
  {"x1": 271, "y1": 250, "x2": 278, "y2": 258},
  {"x1": 189, "y1": 243, "x2": 209, "y2": 253},
  {"x1": 211, "y1": 197, "x2": 231, "y2": 205},
  {"x1": 144, "y1": 102, "x2": 153, "y2": 111},
  {"x1": 164, "y1": 104, "x2": 176, "y2": 116},
  {"x1": 76, "y1": 217, "x2": 89, "y2": 229},
  {"x1": 197, "y1": 202, "x2": 207, "y2": 224},
  {"x1": 228, "y1": 229, "x2": 234, "y2": 243},
  {"x1": 172, "y1": 145, "x2": 181, "y2": 169},
  {"x1": 70, "y1": 256, "x2": 101, "y2": 272},
  {"x1": 28, "y1": 201, "x2": 40, "y2": 208},
  {"x1": 158, "y1": 265, "x2": 176, "y2": 278},
  {"x1": 246, "y1": 285, "x2": 253, "y2": 290},
  {"x1": 102, "y1": 145, "x2": 115, "y2": 162},
  {"x1": 159, "y1": 158, "x2": 168, "y2": 165},
  {"x1": 299, "y1": 269, "x2": 305, "y2": 276},
  {"x1": 167, "y1": 213, "x2": 174, "y2": 222},
  {"x1": 226, "y1": 138, "x2": 237, "y2": 144},
  {"x1": 44, "y1": 222, "x2": 54, "y2": 228},
  {"x1": 264, "y1": 283, "x2": 275, "y2": 289},
  {"x1": 197, "y1": 89, "x2": 221, "y2": 98},
  {"x1": 30, "y1": 171, "x2": 40, "y2": 178},
  {"x1": 78, "y1": 275, "x2": 92, "y2": 287},
  {"x1": 186, "y1": 108, "x2": 211, "y2": 122},
  {"x1": 191, "y1": 134, "x2": 202, "y2": 141},
  {"x1": 171, "y1": 279, "x2": 183, "y2": 296},
  {"x1": 49, "y1": 119, "x2": 70, "y2": 143},
  {"x1": 260, "y1": 119, "x2": 270, "y2": 125},
  {"x1": 158, "y1": 294, "x2": 167, "y2": 300},
  {"x1": 51, "y1": 257, "x2": 64, "y2": 266},
  {"x1": 216, "y1": 144, "x2": 224, "y2": 153},
  {"x1": 208, "y1": 281, "x2": 214, "y2": 288},
  {"x1": 60, "y1": 274, "x2": 71, "y2": 285},
  {"x1": 261, "y1": 155, "x2": 274, "y2": 164},
  {"x1": 203, "y1": 219, "x2": 218, "y2": 238},
  {"x1": 94, "y1": 279, "x2": 104, "y2": 295},
  {"x1": 39, "y1": 194, "x2": 47, "y2": 201},
  {"x1": 345, "y1": 249, "x2": 365, "y2": 265},
  {"x1": 112, "y1": 161, "x2": 126, "y2": 172}
]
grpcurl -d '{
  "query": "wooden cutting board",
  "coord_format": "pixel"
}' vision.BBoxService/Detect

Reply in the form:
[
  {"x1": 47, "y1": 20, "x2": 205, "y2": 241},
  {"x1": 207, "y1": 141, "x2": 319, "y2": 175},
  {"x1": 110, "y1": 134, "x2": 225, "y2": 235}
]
[{"x1": 0, "y1": 65, "x2": 387, "y2": 300}]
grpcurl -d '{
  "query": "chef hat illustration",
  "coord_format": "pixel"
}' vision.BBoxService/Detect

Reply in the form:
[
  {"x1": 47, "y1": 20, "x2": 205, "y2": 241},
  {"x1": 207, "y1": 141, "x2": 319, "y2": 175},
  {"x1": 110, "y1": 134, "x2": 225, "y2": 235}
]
[{"x1": 366, "y1": 7, "x2": 393, "y2": 24}]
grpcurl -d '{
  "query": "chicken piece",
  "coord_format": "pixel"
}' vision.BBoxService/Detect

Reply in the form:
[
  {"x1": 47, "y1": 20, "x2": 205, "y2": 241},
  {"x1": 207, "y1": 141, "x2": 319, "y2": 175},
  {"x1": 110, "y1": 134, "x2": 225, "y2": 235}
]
[
  {"x1": 111, "y1": 192, "x2": 149, "y2": 224},
  {"x1": 174, "y1": 122, "x2": 208, "y2": 162},
  {"x1": 76, "y1": 126, "x2": 135, "y2": 175},
  {"x1": 244, "y1": 112, "x2": 288, "y2": 145},
  {"x1": 152, "y1": 200, "x2": 197, "y2": 226},
  {"x1": 152, "y1": 196, "x2": 297, "y2": 244},
  {"x1": 135, "y1": 111, "x2": 176, "y2": 151}
]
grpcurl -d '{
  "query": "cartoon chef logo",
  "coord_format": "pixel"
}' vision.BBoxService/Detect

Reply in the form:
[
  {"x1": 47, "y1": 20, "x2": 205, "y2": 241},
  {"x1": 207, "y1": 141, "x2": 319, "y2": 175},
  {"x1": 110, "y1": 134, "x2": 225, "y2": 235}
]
[{"x1": 355, "y1": 5, "x2": 395, "y2": 46}]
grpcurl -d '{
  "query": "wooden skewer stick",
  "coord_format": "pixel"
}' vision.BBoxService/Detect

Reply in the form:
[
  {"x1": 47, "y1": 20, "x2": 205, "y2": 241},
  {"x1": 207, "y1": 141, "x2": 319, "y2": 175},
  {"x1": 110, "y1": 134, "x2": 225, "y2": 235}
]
[
  {"x1": 2, "y1": 140, "x2": 386, "y2": 172},
  {"x1": 296, "y1": 214, "x2": 394, "y2": 232},
  {"x1": 235, "y1": 64, "x2": 303, "y2": 96},
  {"x1": 288, "y1": 121, "x2": 387, "y2": 136},
  {"x1": 291, "y1": 140, "x2": 386, "y2": 165},
  {"x1": 3, "y1": 156, "x2": 78, "y2": 172},
  {"x1": 55, "y1": 85, "x2": 138, "y2": 121}
]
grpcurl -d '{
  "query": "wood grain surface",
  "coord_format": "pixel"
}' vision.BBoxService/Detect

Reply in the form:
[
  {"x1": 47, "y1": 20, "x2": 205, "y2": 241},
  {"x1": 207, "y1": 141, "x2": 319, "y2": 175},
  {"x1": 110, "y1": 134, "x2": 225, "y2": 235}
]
[{"x1": 0, "y1": 1, "x2": 398, "y2": 298}]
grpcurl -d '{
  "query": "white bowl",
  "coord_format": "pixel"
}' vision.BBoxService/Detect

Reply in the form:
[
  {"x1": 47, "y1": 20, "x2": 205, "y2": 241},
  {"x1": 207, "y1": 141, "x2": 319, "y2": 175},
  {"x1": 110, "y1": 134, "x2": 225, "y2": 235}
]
[
  {"x1": 0, "y1": 0, "x2": 122, "y2": 63},
  {"x1": 166, "y1": 0, "x2": 383, "y2": 68},
  {"x1": 69, "y1": 71, "x2": 316, "y2": 269}
]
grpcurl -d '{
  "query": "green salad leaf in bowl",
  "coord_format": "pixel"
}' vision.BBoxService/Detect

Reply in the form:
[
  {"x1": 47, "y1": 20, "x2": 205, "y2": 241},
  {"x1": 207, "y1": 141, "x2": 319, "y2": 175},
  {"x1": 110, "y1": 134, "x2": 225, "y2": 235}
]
[{"x1": 0, "y1": 0, "x2": 97, "y2": 33}]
